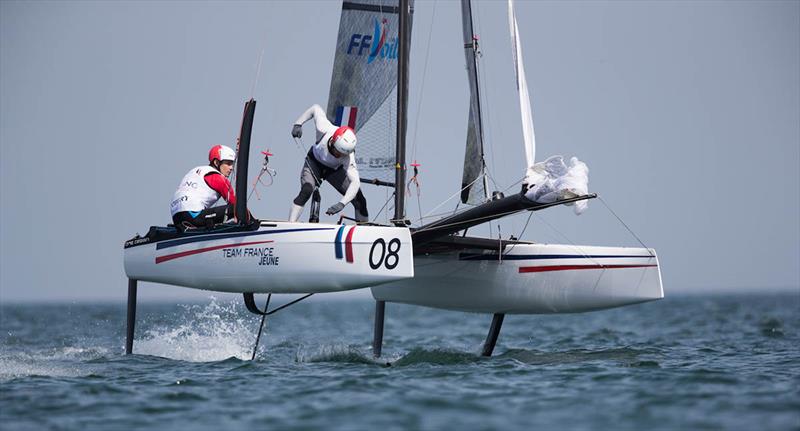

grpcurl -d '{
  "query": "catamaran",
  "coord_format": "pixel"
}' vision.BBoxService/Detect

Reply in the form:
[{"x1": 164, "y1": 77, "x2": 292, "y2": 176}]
[{"x1": 122, "y1": 0, "x2": 662, "y2": 358}]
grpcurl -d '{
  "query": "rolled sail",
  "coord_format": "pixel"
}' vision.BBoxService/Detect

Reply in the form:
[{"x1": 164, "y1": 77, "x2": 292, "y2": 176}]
[{"x1": 508, "y1": 0, "x2": 539, "y2": 188}]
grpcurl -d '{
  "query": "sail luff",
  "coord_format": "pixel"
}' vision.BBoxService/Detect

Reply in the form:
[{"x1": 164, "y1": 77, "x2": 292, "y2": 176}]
[
  {"x1": 460, "y1": 0, "x2": 489, "y2": 204},
  {"x1": 508, "y1": 0, "x2": 538, "y2": 186}
]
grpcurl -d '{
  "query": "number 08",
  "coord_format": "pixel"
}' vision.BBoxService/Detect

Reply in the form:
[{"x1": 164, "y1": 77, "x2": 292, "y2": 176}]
[{"x1": 369, "y1": 238, "x2": 401, "y2": 270}]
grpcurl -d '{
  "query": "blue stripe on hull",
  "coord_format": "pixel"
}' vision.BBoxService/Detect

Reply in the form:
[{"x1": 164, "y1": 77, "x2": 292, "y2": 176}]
[
  {"x1": 156, "y1": 227, "x2": 335, "y2": 250},
  {"x1": 334, "y1": 226, "x2": 346, "y2": 259}
]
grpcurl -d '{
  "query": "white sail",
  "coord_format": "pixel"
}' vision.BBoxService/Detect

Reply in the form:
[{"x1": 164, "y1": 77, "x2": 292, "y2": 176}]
[{"x1": 508, "y1": 0, "x2": 541, "y2": 187}]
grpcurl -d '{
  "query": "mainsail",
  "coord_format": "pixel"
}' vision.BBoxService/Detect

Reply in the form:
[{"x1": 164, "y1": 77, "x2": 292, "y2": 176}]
[
  {"x1": 327, "y1": 0, "x2": 411, "y2": 185},
  {"x1": 460, "y1": 0, "x2": 489, "y2": 205}
]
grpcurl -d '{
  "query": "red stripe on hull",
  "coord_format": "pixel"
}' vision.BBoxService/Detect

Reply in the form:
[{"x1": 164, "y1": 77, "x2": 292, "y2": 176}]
[
  {"x1": 155, "y1": 240, "x2": 274, "y2": 264},
  {"x1": 519, "y1": 264, "x2": 658, "y2": 273},
  {"x1": 345, "y1": 226, "x2": 356, "y2": 263}
]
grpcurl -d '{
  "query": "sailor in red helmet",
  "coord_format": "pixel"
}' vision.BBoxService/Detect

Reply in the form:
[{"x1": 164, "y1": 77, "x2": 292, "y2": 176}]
[
  {"x1": 170, "y1": 145, "x2": 239, "y2": 231},
  {"x1": 289, "y1": 104, "x2": 368, "y2": 222}
]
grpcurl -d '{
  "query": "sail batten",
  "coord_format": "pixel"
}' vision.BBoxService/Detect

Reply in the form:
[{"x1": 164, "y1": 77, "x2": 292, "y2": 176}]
[{"x1": 460, "y1": 0, "x2": 489, "y2": 205}]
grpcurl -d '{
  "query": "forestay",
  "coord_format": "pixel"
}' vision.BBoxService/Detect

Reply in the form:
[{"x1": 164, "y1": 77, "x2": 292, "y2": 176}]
[{"x1": 327, "y1": 0, "x2": 413, "y2": 184}]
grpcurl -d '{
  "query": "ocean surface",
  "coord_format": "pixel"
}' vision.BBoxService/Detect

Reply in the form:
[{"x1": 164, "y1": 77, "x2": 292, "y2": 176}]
[{"x1": 1, "y1": 292, "x2": 798, "y2": 430}]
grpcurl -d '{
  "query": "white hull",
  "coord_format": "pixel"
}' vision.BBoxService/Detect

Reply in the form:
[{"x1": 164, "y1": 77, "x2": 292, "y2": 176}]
[
  {"x1": 372, "y1": 243, "x2": 662, "y2": 314},
  {"x1": 124, "y1": 222, "x2": 413, "y2": 294}
]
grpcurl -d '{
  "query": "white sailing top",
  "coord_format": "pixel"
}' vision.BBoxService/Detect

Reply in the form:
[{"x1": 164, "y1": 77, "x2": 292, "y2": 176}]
[
  {"x1": 294, "y1": 104, "x2": 361, "y2": 205},
  {"x1": 170, "y1": 165, "x2": 223, "y2": 216}
]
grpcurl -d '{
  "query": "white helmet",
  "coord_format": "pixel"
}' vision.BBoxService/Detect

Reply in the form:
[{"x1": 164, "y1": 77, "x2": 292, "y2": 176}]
[
  {"x1": 208, "y1": 145, "x2": 236, "y2": 163},
  {"x1": 331, "y1": 126, "x2": 357, "y2": 156}
]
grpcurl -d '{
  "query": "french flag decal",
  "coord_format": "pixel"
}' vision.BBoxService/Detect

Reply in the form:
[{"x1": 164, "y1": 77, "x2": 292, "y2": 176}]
[
  {"x1": 334, "y1": 226, "x2": 357, "y2": 263},
  {"x1": 334, "y1": 106, "x2": 358, "y2": 129}
]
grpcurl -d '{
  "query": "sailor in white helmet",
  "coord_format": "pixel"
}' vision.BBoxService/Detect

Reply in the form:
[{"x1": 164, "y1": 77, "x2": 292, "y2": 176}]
[
  {"x1": 170, "y1": 145, "x2": 242, "y2": 231},
  {"x1": 289, "y1": 104, "x2": 368, "y2": 222}
]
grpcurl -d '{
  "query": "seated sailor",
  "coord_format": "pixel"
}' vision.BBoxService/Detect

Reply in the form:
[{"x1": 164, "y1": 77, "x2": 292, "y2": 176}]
[
  {"x1": 170, "y1": 145, "x2": 239, "y2": 232},
  {"x1": 289, "y1": 104, "x2": 368, "y2": 222}
]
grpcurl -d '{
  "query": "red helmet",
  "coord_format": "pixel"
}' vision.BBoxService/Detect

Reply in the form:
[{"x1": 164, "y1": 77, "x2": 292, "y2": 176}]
[
  {"x1": 330, "y1": 126, "x2": 357, "y2": 156},
  {"x1": 208, "y1": 145, "x2": 236, "y2": 163}
]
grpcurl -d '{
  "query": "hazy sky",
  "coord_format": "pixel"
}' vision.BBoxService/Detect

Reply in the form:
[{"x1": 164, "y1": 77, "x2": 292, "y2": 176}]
[{"x1": 1, "y1": 0, "x2": 798, "y2": 302}]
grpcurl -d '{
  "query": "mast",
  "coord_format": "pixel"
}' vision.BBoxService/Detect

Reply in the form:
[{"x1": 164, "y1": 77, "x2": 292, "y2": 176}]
[
  {"x1": 393, "y1": 0, "x2": 410, "y2": 224},
  {"x1": 235, "y1": 99, "x2": 256, "y2": 224}
]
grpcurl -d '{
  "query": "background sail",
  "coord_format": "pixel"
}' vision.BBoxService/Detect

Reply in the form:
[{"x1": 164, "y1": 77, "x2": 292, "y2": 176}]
[
  {"x1": 507, "y1": 0, "x2": 539, "y2": 187},
  {"x1": 327, "y1": 0, "x2": 409, "y2": 184},
  {"x1": 460, "y1": 0, "x2": 489, "y2": 205}
]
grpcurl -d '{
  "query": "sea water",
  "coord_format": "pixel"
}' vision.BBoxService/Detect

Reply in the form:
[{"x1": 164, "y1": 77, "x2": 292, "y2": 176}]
[{"x1": 1, "y1": 292, "x2": 798, "y2": 430}]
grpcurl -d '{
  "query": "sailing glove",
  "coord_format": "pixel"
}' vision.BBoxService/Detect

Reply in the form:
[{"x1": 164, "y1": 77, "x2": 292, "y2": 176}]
[
  {"x1": 291, "y1": 124, "x2": 303, "y2": 139},
  {"x1": 326, "y1": 202, "x2": 345, "y2": 215}
]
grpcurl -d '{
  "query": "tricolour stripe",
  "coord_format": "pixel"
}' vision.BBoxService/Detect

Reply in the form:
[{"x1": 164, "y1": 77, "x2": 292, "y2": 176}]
[
  {"x1": 155, "y1": 240, "x2": 274, "y2": 264},
  {"x1": 334, "y1": 225, "x2": 346, "y2": 259},
  {"x1": 347, "y1": 107, "x2": 358, "y2": 129},
  {"x1": 345, "y1": 226, "x2": 356, "y2": 263},
  {"x1": 334, "y1": 106, "x2": 344, "y2": 126},
  {"x1": 518, "y1": 264, "x2": 658, "y2": 273}
]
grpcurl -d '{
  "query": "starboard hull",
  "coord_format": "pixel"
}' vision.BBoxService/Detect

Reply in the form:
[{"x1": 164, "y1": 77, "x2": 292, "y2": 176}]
[
  {"x1": 371, "y1": 243, "x2": 662, "y2": 314},
  {"x1": 124, "y1": 222, "x2": 414, "y2": 294}
]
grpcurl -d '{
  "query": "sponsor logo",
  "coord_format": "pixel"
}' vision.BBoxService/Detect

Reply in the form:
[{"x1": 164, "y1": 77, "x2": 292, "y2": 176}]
[
  {"x1": 346, "y1": 18, "x2": 398, "y2": 63},
  {"x1": 222, "y1": 246, "x2": 280, "y2": 266},
  {"x1": 125, "y1": 237, "x2": 151, "y2": 248},
  {"x1": 170, "y1": 195, "x2": 188, "y2": 208},
  {"x1": 355, "y1": 156, "x2": 395, "y2": 169}
]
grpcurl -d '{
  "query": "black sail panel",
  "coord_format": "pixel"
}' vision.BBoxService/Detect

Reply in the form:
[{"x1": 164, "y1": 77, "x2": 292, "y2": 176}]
[{"x1": 460, "y1": 0, "x2": 488, "y2": 204}]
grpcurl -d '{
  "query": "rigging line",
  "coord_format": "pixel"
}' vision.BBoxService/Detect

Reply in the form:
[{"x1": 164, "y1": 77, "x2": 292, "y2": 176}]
[
  {"x1": 411, "y1": 173, "x2": 525, "y2": 225},
  {"x1": 250, "y1": 48, "x2": 265, "y2": 99},
  {"x1": 533, "y1": 212, "x2": 601, "y2": 266},
  {"x1": 418, "y1": 174, "x2": 483, "y2": 221},
  {"x1": 416, "y1": 191, "x2": 423, "y2": 226},
  {"x1": 598, "y1": 195, "x2": 652, "y2": 253},
  {"x1": 247, "y1": 164, "x2": 275, "y2": 201},
  {"x1": 292, "y1": 137, "x2": 323, "y2": 190},
  {"x1": 409, "y1": 0, "x2": 438, "y2": 162},
  {"x1": 497, "y1": 175, "x2": 524, "y2": 195},
  {"x1": 502, "y1": 210, "x2": 534, "y2": 256},
  {"x1": 372, "y1": 190, "x2": 396, "y2": 224},
  {"x1": 473, "y1": 0, "x2": 499, "y2": 192},
  {"x1": 414, "y1": 208, "x2": 467, "y2": 223}
]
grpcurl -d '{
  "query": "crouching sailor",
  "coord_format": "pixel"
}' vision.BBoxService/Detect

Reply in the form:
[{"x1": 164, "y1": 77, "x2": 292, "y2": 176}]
[
  {"x1": 170, "y1": 145, "x2": 240, "y2": 232},
  {"x1": 288, "y1": 104, "x2": 368, "y2": 222}
]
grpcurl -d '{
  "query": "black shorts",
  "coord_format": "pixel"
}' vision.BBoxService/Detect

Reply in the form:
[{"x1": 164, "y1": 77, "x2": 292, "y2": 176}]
[{"x1": 172, "y1": 205, "x2": 233, "y2": 232}]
